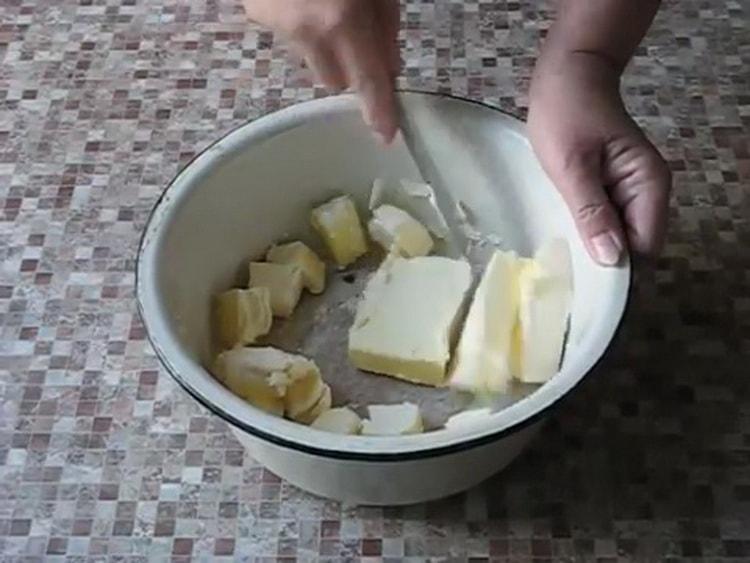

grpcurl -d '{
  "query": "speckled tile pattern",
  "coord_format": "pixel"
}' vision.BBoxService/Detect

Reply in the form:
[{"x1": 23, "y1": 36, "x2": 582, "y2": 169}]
[{"x1": 1, "y1": 0, "x2": 749, "y2": 560}]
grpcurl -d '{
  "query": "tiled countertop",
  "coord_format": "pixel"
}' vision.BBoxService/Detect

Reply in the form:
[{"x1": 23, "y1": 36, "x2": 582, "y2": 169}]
[{"x1": 1, "y1": 0, "x2": 749, "y2": 560}]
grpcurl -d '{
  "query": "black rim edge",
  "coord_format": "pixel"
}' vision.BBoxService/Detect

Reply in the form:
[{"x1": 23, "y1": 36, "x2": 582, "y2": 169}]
[{"x1": 134, "y1": 89, "x2": 633, "y2": 462}]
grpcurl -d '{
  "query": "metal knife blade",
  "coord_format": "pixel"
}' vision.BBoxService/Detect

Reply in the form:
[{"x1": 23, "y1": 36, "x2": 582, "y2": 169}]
[{"x1": 396, "y1": 92, "x2": 471, "y2": 258}]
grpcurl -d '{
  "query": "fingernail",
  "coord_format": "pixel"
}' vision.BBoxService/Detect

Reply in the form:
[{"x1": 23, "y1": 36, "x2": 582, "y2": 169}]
[
  {"x1": 373, "y1": 130, "x2": 393, "y2": 147},
  {"x1": 361, "y1": 108, "x2": 373, "y2": 128},
  {"x1": 590, "y1": 232, "x2": 623, "y2": 266}
]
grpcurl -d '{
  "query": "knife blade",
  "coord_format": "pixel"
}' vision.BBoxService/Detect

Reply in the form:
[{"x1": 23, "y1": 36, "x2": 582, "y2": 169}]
[{"x1": 396, "y1": 92, "x2": 472, "y2": 258}]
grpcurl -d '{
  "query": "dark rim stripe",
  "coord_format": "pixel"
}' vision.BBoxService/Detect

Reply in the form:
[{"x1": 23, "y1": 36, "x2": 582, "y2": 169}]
[{"x1": 135, "y1": 89, "x2": 632, "y2": 462}]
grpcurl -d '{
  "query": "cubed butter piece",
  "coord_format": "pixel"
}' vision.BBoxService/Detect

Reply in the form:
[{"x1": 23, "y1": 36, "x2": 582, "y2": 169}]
[
  {"x1": 361, "y1": 403, "x2": 424, "y2": 435},
  {"x1": 212, "y1": 347, "x2": 290, "y2": 415},
  {"x1": 249, "y1": 262, "x2": 304, "y2": 318},
  {"x1": 349, "y1": 255, "x2": 472, "y2": 386},
  {"x1": 212, "y1": 347, "x2": 325, "y2": 419},
  {"x1": 449, "y1": 250, "x2": 521, "y2": 394},
  {"x1": 294, "y1": 384, "x2": 332, "y2": 425},
  {"x1": 284, "y1": 361, "x2": 326, "y2": 419},
  {"x1": 312, "y1": 407, "x2": 362, "y2": 434},
  {"x1": 370, "y1": 178, "x2": 450, "y2": 238},
  {"x1": 444, "y1": 408, "x2": 493, "y2": 430},
  {"x1": 515, "y1": 238, "x2": 573, "y2": 384},
  {"x1": 267, "y1": 241, "x2": 326, "y2": 294},
  {"x1": 368, "y1": 204, "x2": 434, "y2": 257},
  {"x1": 213, "y1": 287, "x2": 273, "y2": 349},
  {"x1": 311, "y1": 195, "x2": 368, "y2": 267}
]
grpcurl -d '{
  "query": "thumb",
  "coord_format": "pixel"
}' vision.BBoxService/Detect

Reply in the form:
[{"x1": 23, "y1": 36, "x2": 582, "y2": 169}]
[{"x1": 553, "y1": 152, "x2": 626, "y2": 266}]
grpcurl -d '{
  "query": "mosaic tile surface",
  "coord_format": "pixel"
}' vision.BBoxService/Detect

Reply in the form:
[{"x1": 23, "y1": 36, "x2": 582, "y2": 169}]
[{"x1": 1, "y1": 0, "x2": 750, "y2": 560}]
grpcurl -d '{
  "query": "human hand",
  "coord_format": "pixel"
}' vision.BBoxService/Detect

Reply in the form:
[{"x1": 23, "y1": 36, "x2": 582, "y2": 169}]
[
  {"x1": 528, "y1": 52, "x2": 671, "y2": 266},
  {"x1": 243, "y1": 0, "x2": 400, "y2": 143}
]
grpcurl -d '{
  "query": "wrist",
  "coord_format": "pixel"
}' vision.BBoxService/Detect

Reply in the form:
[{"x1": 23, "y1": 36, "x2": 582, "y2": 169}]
[{"x1": 530, "y1": 49, "x2": 622, "y2": 106}]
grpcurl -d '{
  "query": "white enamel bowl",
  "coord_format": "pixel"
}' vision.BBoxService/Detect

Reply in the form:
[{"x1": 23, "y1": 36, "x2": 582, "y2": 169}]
[{"x1": 136, "y1": 91, "x2": 630, "y2": 505}]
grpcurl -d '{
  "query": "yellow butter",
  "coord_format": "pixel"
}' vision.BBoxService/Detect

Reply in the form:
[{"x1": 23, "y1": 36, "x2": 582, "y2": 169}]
[
  {"x1": 212, "y1": 348, "x2": 288, "y2": 415},
  {"x1": 293, "y1": 384, "x2": 332, "y2": 425},
  {"x1": 267, "y1": 241, "x2": 326, "y2": 294},
  {"x1": 348, "y1": 255, "x2": 472, "y2": 386},
  {"x1": 213, "y1": 287, "x2": 272, "y2": 349},
  {"x1": 212, "y1": 347, "x2": 326, "y2": 420},
  {"x1": 449, "y1": 250, "x2": 521, "y2": 394},
  {"x1": 368, "y1": 204, "x2": 433, "y2": 257},
  {"x1": 311, "y1": 407, "x2": 362, "y2": 434},
  {"x1": 248, "y1": 262, "x2": 304, "y2": 318},
  {"x1": 311, "y1": 195, "x2": 368, "y2": 267},
  {"x1": 284, "y1": 361, "x2": 326, "y2": 419},
  {"x1": 361, "y1": 403, "x2": 424, "y2": 435},
  {"x1": 515, "y1": 239, "x2": 573, "y2": 384}
]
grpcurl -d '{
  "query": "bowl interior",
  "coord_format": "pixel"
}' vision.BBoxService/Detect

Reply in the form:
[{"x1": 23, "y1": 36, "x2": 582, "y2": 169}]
[{"x1": 137, "y1": 92, "x2": 629, "y2": 457}]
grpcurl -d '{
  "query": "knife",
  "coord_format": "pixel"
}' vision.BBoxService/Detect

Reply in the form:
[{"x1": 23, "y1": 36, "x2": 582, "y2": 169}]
[{"x1": 396, "y1": 92, "x2": 473, "y2": 258}]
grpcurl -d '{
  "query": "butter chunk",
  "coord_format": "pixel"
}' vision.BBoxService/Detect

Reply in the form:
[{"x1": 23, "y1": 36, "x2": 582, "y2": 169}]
[
  {"x1": 294, "y1": 384, "x2": 332, "y2": 425},
  {"x1": 370, "y1": 178, "x2": 449, "y2": 238},
  {"x1": 213, "y1": 288, "x2": 273, "y2": 349},
  {"x1": 361, "y1": 403, "x2": 424, "y2": 435},
  {"x1": 444, "y1": 408, "x2": 493, "y2": 430},
  {"x1": 249, "y1": 262, "x2": 304, "y2": 318},
  {"x1": 311, "y1": 195, "x2": 368, "y2": 267},
  {"x1": 267, "y1": 241, "x2": 326, "y2": 294},
  {"x1": 212, "y1": 347, "x2": 325, "y2": 419},
  {"x1": 515, "y1": 238, "x2": 573, "y2": 384},
  {"x1": 212, "y1": 347, "x2": 291, "y2": 415},
  {"x1": 368, "y1": 204, "x2": 434, "y2": 257},
  {"x1": 284, "y1": 361, "x2": 326, "y2": 420},
  {"x1": 349, "y1": 255, "x2": 472, "y2": 386},
  {"x1": 449, "y1": 250, "x2": 521, "y2": 394},
  {"x1": 312, "y1": 407, "x2": 362, "y2": 434}
]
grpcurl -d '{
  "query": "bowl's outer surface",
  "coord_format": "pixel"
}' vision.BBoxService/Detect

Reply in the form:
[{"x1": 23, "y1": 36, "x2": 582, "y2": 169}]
[
  {"x1": 137, "y1": 91, "x2": 629, "y2": 501},
  {"x1": 230, "y1": 423, "x2": 542, "y2": 505}
]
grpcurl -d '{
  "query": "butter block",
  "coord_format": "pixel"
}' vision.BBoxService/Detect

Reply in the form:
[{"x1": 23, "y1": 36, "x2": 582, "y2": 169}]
[
  {"x1": 368, "y1": 204, "x2": 434, "y2": 257},
  {"x1": 449, "y1": 250, "x2": 521, "y2": 394},
  {"x1": 213, "y1": 287, "x2": 273, "y2": 349},
  {"x1": 248, "y1": 262, "x2": 304, "y2": 318},
  {"x1": 515, "y1": 238, "x2": 573, "y2": 384},
  {"x1": 267, "y1": 241, "x2": 326, "y2": 294},
  {"x1": 212, "y1": 347, "x2": 325, "y2": 419},
  {"x1": 312, "y1": 407, "x2": 362, "y2": 434},
  {"x1": 349, "y1": 255, "x2": 472, "y2": 386},
  {"x1": 311, "y1": 195, "x2": 368, "y2": 267},
  {"x1": 361, "y1": 403, "x2": 424, "y2": 435}
]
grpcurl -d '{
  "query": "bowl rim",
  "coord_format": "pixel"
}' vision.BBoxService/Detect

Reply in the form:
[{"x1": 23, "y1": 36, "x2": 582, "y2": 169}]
[{"x1": 136, "y1": 89, "x2": 632, "y2": 462}]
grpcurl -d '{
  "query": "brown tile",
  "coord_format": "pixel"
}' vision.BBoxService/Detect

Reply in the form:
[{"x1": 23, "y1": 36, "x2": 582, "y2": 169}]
[
  {"x1": 321, "y1": 520, "x2": 340, "y2": 538},
  {"x1": 172, "y1": 538, "x2": 193, "y2": 555},
  {"x1": 214, "y1": 538, "x2": 235, "y2": 556},
  {"x1": 72, "y1": 519, "x2": 92, "y2": 536},
  {"x1": 46, "y1": 537, "x2": 67, "y2": 555},
  {"x1": 10, "y1": 519, "x2": 31, "y2": 536},
  {"x1": 154, "y1": 519, "x2": 175, "y2": 537},
  {"x1": 112, "y1": 520, "x2": 134, "y2": 536},
  {"x1": 99, "y1": 484, "x2": 119, "y2": 500},
  {"x1": 92, "y1": 417, "x2": 112, "y2": 432},
  {"x1": 362, "y1": 539, "x2": 382, "y2": 556}
]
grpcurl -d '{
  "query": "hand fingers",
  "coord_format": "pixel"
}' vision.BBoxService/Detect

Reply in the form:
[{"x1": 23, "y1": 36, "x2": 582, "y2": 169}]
[
  {"x1": 551, "y1": 149, "x2": 627, "y2": 266},
  {"x1": 335, "y1": 22, "x2": 398, "y2": 144},
  {"x1": 605, "y1": 139, "x2": 672, "y2": 257},
  {"x1": 299, "y1": 41, "x2": 347, "y2": 91},
  {"x1": 374, "y1": 0, "x2": 402, "y2": 79}
]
